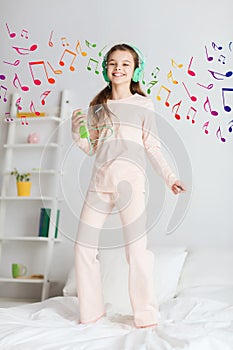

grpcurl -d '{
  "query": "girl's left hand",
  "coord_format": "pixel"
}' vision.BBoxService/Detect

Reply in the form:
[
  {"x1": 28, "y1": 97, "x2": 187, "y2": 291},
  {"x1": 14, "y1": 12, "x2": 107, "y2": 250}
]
[{"x1": 171, "y1": 181, "x2": 186, "y2": 195}]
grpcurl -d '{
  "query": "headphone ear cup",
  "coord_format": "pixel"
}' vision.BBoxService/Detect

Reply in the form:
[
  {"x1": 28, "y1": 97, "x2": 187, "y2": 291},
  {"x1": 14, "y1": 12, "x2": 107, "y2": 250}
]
[
  {"x1": 102, "y1": 59, "x2": 110, "y2": 82},
  {"x1": 132, "y1": 67, "x2": 140, "y2": 83}
]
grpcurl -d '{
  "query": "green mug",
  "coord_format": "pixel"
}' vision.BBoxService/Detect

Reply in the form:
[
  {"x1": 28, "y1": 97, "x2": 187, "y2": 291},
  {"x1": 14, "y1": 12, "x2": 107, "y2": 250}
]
[{"x1": 12, "y1": 263, "x2": 27, "y2": 278}]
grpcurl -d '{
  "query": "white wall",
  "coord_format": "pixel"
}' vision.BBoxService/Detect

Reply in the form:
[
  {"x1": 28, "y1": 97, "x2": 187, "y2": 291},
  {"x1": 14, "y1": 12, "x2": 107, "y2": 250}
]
[{"x1": 0, "y1": 0, "x2": 233, "y2": 297}]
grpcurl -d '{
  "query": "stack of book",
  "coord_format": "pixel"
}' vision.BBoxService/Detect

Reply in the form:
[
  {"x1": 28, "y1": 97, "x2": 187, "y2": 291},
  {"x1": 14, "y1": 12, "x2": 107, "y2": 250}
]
[{"x1": 38, "y1": 208, "x2": 60, "y2": 238}]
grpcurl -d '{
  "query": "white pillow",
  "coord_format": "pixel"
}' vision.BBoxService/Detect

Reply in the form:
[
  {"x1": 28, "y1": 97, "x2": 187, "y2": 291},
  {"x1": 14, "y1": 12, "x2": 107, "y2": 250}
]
[{"x1": 63, "y1": 246, "x2": 188, "y2": 314}]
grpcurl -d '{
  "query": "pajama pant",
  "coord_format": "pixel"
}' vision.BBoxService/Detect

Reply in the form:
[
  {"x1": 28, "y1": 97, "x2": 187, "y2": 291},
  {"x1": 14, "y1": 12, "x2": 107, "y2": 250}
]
[{"x1": 74, "y1": 188, "x2": 159, "y2": 327}]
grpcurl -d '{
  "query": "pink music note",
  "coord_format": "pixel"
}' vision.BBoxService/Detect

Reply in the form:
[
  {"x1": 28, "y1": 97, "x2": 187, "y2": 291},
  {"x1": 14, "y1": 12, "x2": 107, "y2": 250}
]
[
  {"x1": 3, "y1": 59, "x2": 20, "y2": 66},
  {"x1": 202, "y1": 121, "x2": 210, "y2": 134},
  {"x1": 0, "y1": 75, "x2": 6, "y2": 80},
  {"x1": 21, "y1": 29, "x2": 29, "y2": 39},
  {"x1": 5, "y1": 23, "x2": 16, "y2": 38},
  {"x1": 187, "y1": 56, "x2": 196, "y2": 76},
  {"x1": 4, "y1": 112, "x2": 14, "y2": 123},
  {"x1": 171, "y1": 59, "x2": 183, "y2": 68},
  {"x1": 156, "y1": 85, "x2": 171, "y2": 107},
  {"x1": 48, "y1": 30, "x2": 54, "y2": 47},
  {"x1": 13, "y1": 73, "x2": 29, "y2": 92},
  {"x1": 212, "y1": 42, "x2": 222, "y2": 51},
  {"x1": 20, "y1": 115, "x2": 29, "y2": 126},
  {"x1": 167, "y1": 70, "x2": 178, "y2": 84},
  {"x1": 61, "y1": 37, "x2": 69, "y2": 47},
  {"x1": 29, "y1": 61, "x2": 55, "y2": 85},
  {"x1": 47, "y1": 61, "x2": 62, "y2": 74},
  {"x1": 196, "y1": 82, "x2": 213, "y2": 90},
  {"x1": 218, "y1": 54, "x2": 226, "y2": 64},
  {"x1": 186, "y1": 106, "x2": 197, "y2": 124},
  {"x1": 0, "y1": 85, "x2": 8, "y2": 102},
  {"x1": 228, "y1": 120, "x2": 233, "y2": 133},
  {"x1": 182, "y1": 82, "x2": 197, "y2": 102},
  {"x1": 30, "y1": 101, "x2": 40, "y2": 116},
  {"x1": 16, "y1": 97, "x2": 22, "y2": 111},
  {"x1": 40, "y1": 90, "x2": 51, "y2": 106},
  {"x1": 75, "y1": 40, "x2": 87, "y2": 56},
  {"x1": 172, "y1": 100, "x2": 182, "y2": 120},
  {"x1": 216, "y1": 126, "x2": 226, "y2": 142},
  {"x1": 208, "y1": 69, "x2": 232, "y2": 80},
  {"x1": 205, "y1": 46, "x2": 213, "y2": 62},
  {"x1": 87, "y1": 58, "x2": 100, "y2": 74},
  {"x1": 203, "y1": 96, "x2": 218, "y2": 116},
  {"x1": 59, "y1": 49, "x2": 77, "y2": 71},
  {"x1": 12, "y1": 44, "x2": 37, "y2": 55},
  {"x1": 221, "y1": 88, "x2": 233, "y2": 112}
]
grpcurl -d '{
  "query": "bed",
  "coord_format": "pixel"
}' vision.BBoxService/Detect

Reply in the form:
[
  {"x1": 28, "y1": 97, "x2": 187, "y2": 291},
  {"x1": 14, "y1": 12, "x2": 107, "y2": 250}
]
[{"x1": 1, "y1": 247, "x2": 233, "y2": 350}]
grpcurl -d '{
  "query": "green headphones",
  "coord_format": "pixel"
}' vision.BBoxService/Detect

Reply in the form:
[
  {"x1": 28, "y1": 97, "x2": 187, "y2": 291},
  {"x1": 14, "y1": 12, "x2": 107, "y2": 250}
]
[{"x1": 101, "y1": 44, "x2": 145, "y2": 83}]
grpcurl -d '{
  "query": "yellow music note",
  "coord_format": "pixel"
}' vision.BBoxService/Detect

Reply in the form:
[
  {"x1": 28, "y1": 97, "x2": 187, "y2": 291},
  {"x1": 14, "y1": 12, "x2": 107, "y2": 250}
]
[{"x1": 76, "y1": 40, "x2": 87, "y2": 56}]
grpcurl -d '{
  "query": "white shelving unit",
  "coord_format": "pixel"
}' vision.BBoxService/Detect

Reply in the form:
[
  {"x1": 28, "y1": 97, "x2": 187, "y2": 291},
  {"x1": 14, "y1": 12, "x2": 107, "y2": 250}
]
[{"x1": 0, "y1": 91, "x2": 69, "y2": 305}]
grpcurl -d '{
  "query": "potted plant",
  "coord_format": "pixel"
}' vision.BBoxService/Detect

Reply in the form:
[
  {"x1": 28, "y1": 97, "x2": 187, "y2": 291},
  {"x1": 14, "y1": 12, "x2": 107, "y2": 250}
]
[{"x1": 11, "y1": 168, "x2": 32, "y2": 196}]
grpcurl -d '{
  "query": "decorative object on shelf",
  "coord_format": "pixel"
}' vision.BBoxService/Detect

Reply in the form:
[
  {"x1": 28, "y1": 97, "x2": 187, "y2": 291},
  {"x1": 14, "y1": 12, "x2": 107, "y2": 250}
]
[
  {"x1": 10, "y1": 168, "x2": 32, "y2": 196},
  {"x1": 55, "y1": 209, "x2": 60, "y2": 238},
  {"x1": 38, "y1": 208, "x2": 51, "y2": 237},
  {"x1": 27, "y1": 132, "x2": 40, "y2": 144},
  {"x1": 12, "y1": 263, "x2": 27, "y2": 278}
]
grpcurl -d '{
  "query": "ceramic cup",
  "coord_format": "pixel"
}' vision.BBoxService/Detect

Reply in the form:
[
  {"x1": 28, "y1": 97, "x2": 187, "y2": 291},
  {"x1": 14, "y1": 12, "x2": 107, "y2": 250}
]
[{"x1": 12, "y1": 263, "x2": 27, "y2": 278}]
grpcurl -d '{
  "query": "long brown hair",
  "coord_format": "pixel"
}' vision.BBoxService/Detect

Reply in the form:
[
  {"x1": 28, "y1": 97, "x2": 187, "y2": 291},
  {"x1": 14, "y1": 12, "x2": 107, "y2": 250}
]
[{"x1": 88, "y1": 44, "x2": 146, "y2": 128}]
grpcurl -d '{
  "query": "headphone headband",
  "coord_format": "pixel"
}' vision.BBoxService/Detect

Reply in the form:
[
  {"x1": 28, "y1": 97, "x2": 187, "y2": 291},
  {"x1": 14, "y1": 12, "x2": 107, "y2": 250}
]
[{"x1": 102, "y1": 44, "x2": 145, "y2": 83}]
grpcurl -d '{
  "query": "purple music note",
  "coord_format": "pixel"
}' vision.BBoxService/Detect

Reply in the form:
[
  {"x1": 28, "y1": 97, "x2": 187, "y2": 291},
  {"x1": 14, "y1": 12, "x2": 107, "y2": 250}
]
[
  {"x1": 221, "y1": 88, "x2": 233, "y2": 112},
  {"x1": 208, "y1": 69, "x2": 232, "y2": 80},
  {"x1": 0, "y1": 75, "x2": 6, "y2": 80},
  {"x1": 205, "y1": 46, "x2": 213, "y2": 62}
]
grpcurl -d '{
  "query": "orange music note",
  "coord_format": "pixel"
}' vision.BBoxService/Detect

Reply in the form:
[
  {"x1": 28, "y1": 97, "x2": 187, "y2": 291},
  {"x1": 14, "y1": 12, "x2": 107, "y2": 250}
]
[
  {"x1": 0, "y1": 85, "x2": 8, "y2": 102},
  {"x1": 171, "y1": 59, "x2": 183, "y2": 68},
  {"x1": 167, "y1": 70, "x2": 178, "y2": 84},
  {"x1": 59, "y1": 49, "x2": 77, "y2": 71},
  {"x1": 87, "y1": 58, "x2": 100, "y2": 74},
  {"x1": 156, "y1": 85, "x2": 171, "y2": 107},
  {"x1": 182, "y1": 82, "x2": 197, "y2": 102},
  {"x1": 203, "y1": 96, "x2": 218, "y2": 116},
  {"x1": 30, "y1": 101, "x2": 40, "y2": 116},
  {"x1": 29, "y1": 61, "x2": 55, "y2": 85},
  {"x1": 202, "y1": 121, "x2": 210, "y2": 134},
  {"x1": 61, "y1": 37, "x2": 69, "y2": 47},
  {"x1": 216, "y1": 126, "x2": 226, "y2": 142},
  {"x1": 187, "y1": 56, "x2": 196, "y2": 77},
  {"x1": 16, "y1": 97, "x2": 22, "y2": 111},
  {"x1": 40, "y1": 90, "x2": 51, "y2": 106},
  {"x1": 47, "y1": 61, "x2": 62, "y2": 74},
  {"x1": 48, "y1": 30, "x2": 54, "y2": 47},
  {"x1": 186, "y1": 106, "x2": 197, "y2": 124},
  {"x1": 21, "y1": 29, "x2": 29, "y2": 39},
  {"x1": 5, "y1": 23, "x2": 16, "y2": 38},
  {"x1": 13, "y1": 73, "x2": 29, "y2": 92},
  {"x1": 75, "y1": 40, "x2": 87, "y2": 56},
  {"x1": 20, "y1": 115, "x2": 29, "y2": 125},
  {"x1": 172, "y1": 100, "x2": 182, "y2": 120},
  {"x1": 4, "y1": 112, "x2": 14, "y2": 123}
]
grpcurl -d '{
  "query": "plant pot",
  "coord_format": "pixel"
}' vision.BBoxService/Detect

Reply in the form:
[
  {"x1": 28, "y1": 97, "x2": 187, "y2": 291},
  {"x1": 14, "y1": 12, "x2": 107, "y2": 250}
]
[{"x1": 16, "y1": 182, "x2": 32, "y2": 196}]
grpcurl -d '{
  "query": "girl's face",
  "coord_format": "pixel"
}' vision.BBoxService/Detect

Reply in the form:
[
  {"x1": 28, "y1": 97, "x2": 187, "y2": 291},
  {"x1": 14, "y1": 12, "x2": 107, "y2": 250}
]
[{"x1": 107, "y1": 50, "x2": 135, "y2": 86}]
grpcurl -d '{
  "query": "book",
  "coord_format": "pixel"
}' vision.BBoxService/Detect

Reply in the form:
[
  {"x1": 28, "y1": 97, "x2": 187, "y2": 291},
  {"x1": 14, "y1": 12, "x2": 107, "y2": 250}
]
[
  {"x1": 55, "y1": 209, "x2": 60, "y2": 239},
  {"x1": 38, "y1": 208, "x2": 51, "y2": 237}
]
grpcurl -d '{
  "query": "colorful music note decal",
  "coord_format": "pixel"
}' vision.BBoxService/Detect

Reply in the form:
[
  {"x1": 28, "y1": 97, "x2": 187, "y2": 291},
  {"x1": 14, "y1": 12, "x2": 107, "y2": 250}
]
[
  {"x1": 216, "y1": 126, "x2": 226, "y2": 142},
  {"x1": 0, "y1": 75, "x2": 6, "y2": 80},
  {"x1": 229, "y1": 42, "x2": 232, "y2": 52},
  {"x1": 48, "y1": 30, "x2": 54, "y2": 47},
  {"x1": 167, "y1": 70, "x2": 178, "y2": 84},
  {"x1": 202, "y1": 121, "x2": 210, "y2": 134},
  {"x1": 21, "y1": 29, "x2": 29, "y2": 39},
  {"x1": 29, "y1": 61, "x2": 55, "y2": 85},
  {"x1": 0, "y1": 85, "x2": 8, "y2": 102},
  {"x1": 59, "y1": 49, "x2": 77, "y2": 71},
  {"x1": 20, "y1": 115, "x2": 29, "y2": 126},
  {"x1": 171, "y1": 59, "x2": 183, "y2": 68},
  {"x1": 4, "y1": 112, "x2": 14, "y2": 123},
  {"x1": 156, "y1": 85, "x2": 171, "y2": 107},
  {"x1": 172, "y1": 100, "x2": 182, "y2": 120},
  {"x1": 98, "y1": 45, "x2": 107, "y2": 57},
  {"x1": 186, "y1": 106, "x2": 197, "y2": 124},
  {"x1": 203, "y1": 96, "x2": 218, "y2": 116},
  {"x1": 3, "y1": 59, "x2": 20, "y2": 66},
  {"x1": 228, "y1": 120, "x2": 233, "y2": 133},
  {"x1": 196, "y1": 82, "x2": 213, "y2": 90},
  {"x1": 13, "y1": 73, "x2": 29, "y2": 92},
  {"x1": 187, "y1": 56, "x2": 196, "y2": 77},
  {"x1": 221, "y1": 88, "x2": 233, "y2": 112},
  {"x1": 212, "y1": 42, "x2": 222, "y2": 51},
  {"x1": 146, "y1": 80, "x2": 158, "y2": 95},
  {"x1": 205, "y1": 46, "x2": 213, "y2": 62},
  {"x1": 208, "y1": 69, "x2": 232, "y2": 80},
  {"x1": 85, "y1": 40, "x2": 96, "y2": 48},
  {"x1": 151, "y1": 66, "x2": 160, "y2": 78},
  {"x1": 16, "y1": 97, "x2": 22, "y2": 111},
  {"x1": 61, "y1": 37, "x2": 69, "y2": 47},
  {"x1": 182, "y1": 82, "x2": 197, "y2": 102},
  {"x1": 5, "y1": 23, "x2": 16, "y2": 38},
  {"x1": 47, "y1": 61, "x2": 62, "y2": 74},
  {"x1": 40, "y1": 90, "x2": 51, "y2": 106},
  {"x1": 30, "y1": 101, "x2": 40, "y2": 116},
  {"x1": 75, "y1": 40, "x2": 87, "y2": 56},
  {"x1": 218, "y1": 54, "x2": 226, "y2": 64},
  {"x1": 12, "y1": 44, "x2": 37, "y2": 55},
  {"x1": 87, "y1": 58, "x2": 100, "y2": 74}
]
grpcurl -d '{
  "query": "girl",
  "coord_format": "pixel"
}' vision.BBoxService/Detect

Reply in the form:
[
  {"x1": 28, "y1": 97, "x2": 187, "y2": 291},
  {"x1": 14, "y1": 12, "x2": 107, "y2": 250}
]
[{"x1": 72, "y1": 43, "x2": 186, "y2": 328}]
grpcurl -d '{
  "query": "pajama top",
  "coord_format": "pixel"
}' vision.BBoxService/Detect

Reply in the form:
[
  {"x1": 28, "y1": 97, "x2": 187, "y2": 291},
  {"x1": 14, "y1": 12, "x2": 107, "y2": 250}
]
[{"x1": 72, "y1": 93, "x2": 178, "y2": 192}]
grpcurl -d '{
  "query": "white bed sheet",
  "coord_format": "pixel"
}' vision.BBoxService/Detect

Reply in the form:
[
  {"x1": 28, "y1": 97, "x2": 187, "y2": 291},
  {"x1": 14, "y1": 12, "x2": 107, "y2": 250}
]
[{"x1": 0, "y1": 287, "x2": 233, "y2": 350}]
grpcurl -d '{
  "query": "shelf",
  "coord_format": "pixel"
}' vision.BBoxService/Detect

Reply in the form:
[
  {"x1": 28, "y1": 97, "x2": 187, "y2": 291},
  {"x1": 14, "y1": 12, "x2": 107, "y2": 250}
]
[
  {"x1": 0, "y1": 297, "x2": 40, "y2": 307},
  {"x1": 3, "y1": 169, "x2": 60, "y2": 176},
  {"x1": 0, "y1": 196, "x2": 58, "y2": 201},
  {"x1": 0, "y1": 236, "x2": 62, "y2": 242},
  {"x1": 14, "y1": 116, "x2": 61, "y2": 123},
  {"x1": 4, "y1": 143, "x2": 59, "y2": 149},
  {"x1": 0, "y1": 277, "x2": 45, "y2": 284}
]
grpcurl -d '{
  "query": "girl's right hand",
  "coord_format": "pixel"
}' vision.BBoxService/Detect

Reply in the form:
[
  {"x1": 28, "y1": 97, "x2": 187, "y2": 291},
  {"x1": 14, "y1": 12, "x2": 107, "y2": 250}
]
[{"x1": 72, "y1": 109, "x2": 86, "y2": 134}]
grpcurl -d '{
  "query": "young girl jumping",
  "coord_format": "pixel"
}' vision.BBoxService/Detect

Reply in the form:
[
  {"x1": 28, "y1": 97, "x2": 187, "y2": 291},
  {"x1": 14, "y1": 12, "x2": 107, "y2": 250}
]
[{"x1": 72, "y1": 43, "x2": 186, "y2": 328}]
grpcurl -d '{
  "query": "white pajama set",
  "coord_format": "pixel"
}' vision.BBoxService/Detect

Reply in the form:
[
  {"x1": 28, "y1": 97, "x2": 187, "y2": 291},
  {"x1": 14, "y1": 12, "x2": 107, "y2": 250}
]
[{"x1": 72, "y1": 93, "x2": 177, "y2": 327}]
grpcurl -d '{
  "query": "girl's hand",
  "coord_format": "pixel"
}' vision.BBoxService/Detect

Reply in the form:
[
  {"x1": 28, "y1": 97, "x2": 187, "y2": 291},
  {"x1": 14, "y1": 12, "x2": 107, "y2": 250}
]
[
  {"x1": 171, "y1": 180, "x2": 186, "y2": 195},
  {"x1": 72, "y1": 109, "x2": 86, "y2": 134}
]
